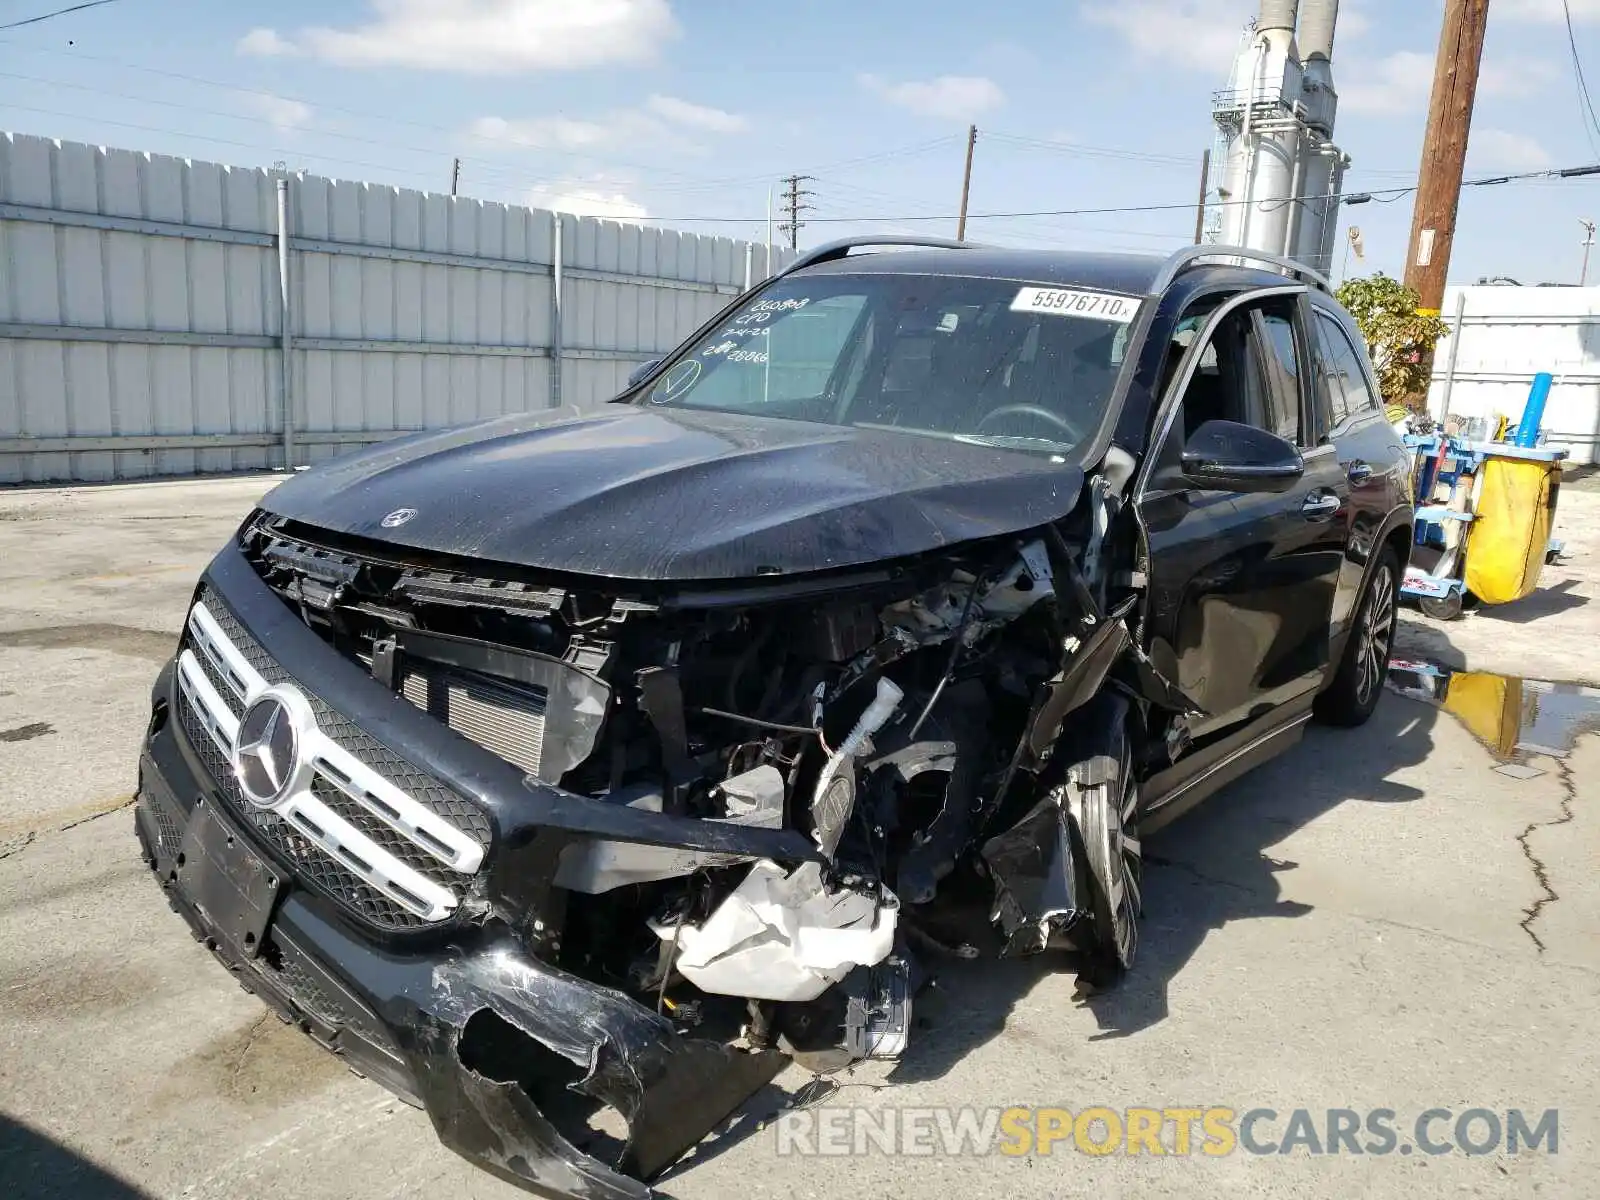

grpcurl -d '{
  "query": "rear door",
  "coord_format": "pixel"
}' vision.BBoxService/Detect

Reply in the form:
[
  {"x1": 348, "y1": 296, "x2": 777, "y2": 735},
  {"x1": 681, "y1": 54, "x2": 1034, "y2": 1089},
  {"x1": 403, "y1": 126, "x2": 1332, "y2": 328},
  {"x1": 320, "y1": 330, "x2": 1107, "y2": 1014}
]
[{"x1": 1305, "y1": 304, "x2": 1407, "y2": 641}]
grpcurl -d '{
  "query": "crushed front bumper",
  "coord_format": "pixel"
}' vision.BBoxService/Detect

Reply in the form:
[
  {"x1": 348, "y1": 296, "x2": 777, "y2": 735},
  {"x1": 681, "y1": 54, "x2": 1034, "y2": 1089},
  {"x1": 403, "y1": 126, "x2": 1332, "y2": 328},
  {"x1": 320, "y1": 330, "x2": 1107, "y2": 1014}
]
[{"x1": 137, "y1": 672, "x2": 785, "y2": 1200}]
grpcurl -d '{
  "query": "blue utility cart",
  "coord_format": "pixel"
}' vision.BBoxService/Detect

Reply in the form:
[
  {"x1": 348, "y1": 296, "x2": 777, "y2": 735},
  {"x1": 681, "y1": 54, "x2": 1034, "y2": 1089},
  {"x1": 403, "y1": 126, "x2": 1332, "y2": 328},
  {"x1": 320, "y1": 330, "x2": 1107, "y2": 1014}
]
[{"x1": 1401, "y1": 433, "x2": 1568, "y2": 620}]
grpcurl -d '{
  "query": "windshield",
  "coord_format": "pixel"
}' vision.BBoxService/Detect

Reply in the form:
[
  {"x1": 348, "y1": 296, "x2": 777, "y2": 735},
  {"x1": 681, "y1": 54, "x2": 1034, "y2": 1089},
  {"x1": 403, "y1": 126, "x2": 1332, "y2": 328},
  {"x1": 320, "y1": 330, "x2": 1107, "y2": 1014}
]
[{"x1": 639, "y1": 272, "x2": 1144, "y2": 453}]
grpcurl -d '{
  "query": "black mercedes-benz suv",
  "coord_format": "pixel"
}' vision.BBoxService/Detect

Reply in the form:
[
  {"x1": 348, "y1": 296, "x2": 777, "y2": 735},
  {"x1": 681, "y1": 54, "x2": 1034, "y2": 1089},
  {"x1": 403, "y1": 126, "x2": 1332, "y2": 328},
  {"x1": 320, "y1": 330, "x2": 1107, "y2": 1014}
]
[{"x1": 135, "y1": 239, "x2": 1414, "y2": 1199}]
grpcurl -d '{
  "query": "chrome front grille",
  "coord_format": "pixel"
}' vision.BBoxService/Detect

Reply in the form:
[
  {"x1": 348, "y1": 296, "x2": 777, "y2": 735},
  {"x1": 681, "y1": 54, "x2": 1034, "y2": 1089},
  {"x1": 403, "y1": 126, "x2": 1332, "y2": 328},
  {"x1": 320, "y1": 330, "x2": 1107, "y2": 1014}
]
[{"x1": 174, "y1": 592, "x2": 490, "y2": 928}]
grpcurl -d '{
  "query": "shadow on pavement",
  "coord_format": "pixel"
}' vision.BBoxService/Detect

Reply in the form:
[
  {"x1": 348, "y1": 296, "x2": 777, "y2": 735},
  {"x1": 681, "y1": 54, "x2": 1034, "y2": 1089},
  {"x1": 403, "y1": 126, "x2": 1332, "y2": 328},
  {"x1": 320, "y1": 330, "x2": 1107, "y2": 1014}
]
[
  {"x1": 882, "y1": 691, "x2": 1439, "y2": 1073},
  {"x1": 1475, "y1": 580, "x2": 1589, "y2": 624},
  {"x1": 0, "y1": 1114, "x2": 153, "y2": 1199}
]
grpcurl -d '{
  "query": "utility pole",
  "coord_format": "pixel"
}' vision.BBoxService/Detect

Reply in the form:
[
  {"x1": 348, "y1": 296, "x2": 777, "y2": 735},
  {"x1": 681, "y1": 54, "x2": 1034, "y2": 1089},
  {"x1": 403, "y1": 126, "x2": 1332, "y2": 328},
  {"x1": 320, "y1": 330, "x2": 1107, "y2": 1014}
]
[
  {"x1": 450, "y1": 157, "x2": 461, "y2": 197},
  {"x1": 1581, "y1": 218, "x2": 1596, "y2": 286},
  {"x1": 1404, "y1": 0, "x2": 1491, "y2": 316},
  {"x1": 1193, "y1": 148, "x2": 1211, "y2": 245},
  {"x1": 957, "y1": 125, "x2": 978, "y2": 240},
  {"x1": 779, "y1": 174, "x2": 814, "y2": 251}
]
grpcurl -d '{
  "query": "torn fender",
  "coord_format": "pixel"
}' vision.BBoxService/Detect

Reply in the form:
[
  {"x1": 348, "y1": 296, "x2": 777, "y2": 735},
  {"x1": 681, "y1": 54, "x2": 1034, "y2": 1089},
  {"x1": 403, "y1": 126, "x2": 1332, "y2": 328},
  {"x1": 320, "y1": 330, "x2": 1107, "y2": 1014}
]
[{"x1": 1025, "y1": 596, "x2": 1138, "y2": 761}]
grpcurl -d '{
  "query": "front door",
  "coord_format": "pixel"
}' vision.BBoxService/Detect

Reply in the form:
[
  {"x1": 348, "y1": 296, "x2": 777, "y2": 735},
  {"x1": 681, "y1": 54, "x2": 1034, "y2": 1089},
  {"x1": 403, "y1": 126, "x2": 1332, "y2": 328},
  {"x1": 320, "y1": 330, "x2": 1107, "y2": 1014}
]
[{"x1": 1138, "y1": 291, "x2": 1344, "y2": 741}]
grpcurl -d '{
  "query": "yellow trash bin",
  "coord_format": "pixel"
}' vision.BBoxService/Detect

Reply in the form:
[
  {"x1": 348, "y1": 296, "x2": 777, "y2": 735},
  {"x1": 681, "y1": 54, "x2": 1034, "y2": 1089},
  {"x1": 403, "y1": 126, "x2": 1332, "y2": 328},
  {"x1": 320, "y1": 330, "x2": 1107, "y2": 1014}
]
[{"x1": 1463, "y1": 446, "x2": 1565, "y2": 606}]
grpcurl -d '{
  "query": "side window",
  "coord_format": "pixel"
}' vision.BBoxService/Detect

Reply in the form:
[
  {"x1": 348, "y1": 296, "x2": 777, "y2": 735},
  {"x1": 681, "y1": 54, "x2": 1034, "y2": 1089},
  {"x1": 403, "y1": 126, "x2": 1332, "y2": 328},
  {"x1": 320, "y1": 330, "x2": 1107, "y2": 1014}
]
[
  {"x1": 1252, "y1": 307, "x2": 1305, "y2": 445},
  {"x1": 1149, "y1": 295, "x2": 1293, "y2": 490},
  {"x1": 1312, "y1": 310, "x2": 1377, "y2": 428}
]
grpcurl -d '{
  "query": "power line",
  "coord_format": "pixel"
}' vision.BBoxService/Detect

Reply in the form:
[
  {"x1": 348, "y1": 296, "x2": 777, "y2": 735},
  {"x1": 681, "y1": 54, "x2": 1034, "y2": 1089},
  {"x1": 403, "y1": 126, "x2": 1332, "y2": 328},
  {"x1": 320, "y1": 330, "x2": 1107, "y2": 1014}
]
[
  {"x1": 0, "y1": 0, "x2": 118, "y2": 32},
  {"x1": 1561, "y1": 0, "x2": 1600, "y2": 156},
  {"x1": 815, "y1": 176, "x2": 1190, "y2": 243},
  {"x1": 0, "y1": 101, "x2": 466, "y2": 188},
  {"x1": 0, "y1": 44, "x2": 967, "y2": 196},
  {"x1": 982, "y1": 131, "x2": 1195, "y2": 169},
  {"x1": 636, "y1": 163, "x2": 1600, "y2": 225}
]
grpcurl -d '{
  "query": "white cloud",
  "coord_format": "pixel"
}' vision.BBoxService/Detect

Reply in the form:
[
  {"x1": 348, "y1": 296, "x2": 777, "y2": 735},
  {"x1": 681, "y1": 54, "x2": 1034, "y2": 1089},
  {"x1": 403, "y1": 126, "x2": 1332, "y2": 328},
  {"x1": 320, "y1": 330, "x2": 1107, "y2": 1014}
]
[
  {"x1": 238, "y1": 27, "x2": 294, "y2": 56},
  {"x1": 1341, "y1": 50, "x2": 1433, "y2": 114},
  {"x1": 1500, "y1": 0, "x2": 1600, "y2": 20},
  {"x1": 242, "y1": 0, "x2": 676, "y2": 73},
  {"x1": 1338, "y1": 5, "x2": 1373, "y2": 39},
  {"x1": 472, "y1": 94, "x2": 746, "y2": 153},
  {"x1": 1079, "y1": 0, "x2": 1255, "y2": 72},
  {"x1": 247, "y1": 93, "x2": 313, "y2": 132},
  {"x1": 1468, "y1": 128, "x2": 1554, "y2": 170},
  {"x1": 471, "y1": 115, "x2": 618, "y2": 150},
  {"x1": 1480, "y1": 57, "x2": 1553, "y2": 100},
  {"x1": 1342, "y1": 51, "x2": 1549, "y2": 115},
  {"x1": 528, "y1": 182, "x2": 648, "y2": 222},
  {"x1": 861, "y1": 74, "x2": 1006, "y2": 121},
  {"x1": 644, "y1": 94, "x2": 747, "y2": 134}
]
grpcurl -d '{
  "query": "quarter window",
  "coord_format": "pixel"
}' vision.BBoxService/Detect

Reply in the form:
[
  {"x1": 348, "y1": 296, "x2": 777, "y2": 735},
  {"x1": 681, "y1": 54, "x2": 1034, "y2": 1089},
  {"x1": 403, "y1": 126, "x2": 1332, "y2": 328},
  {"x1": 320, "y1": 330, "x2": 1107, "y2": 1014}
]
[
  {"x1": 1253, "y1": 309, "x2": 1304, "y2": 445},
  {"x1": 1313, "y1": 311, "x2": 1378, "y2": 427}
]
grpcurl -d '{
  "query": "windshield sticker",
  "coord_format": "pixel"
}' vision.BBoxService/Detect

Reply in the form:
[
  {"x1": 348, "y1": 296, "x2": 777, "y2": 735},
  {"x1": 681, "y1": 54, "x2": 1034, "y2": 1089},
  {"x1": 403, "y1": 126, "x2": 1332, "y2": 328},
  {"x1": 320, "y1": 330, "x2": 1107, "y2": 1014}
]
[
  {"x1": 649, "y1": 359, "x2": 702, "y2": 404},
  {"x1": 1011, "y1": 287, "x2": 1141, "y2": 324}
]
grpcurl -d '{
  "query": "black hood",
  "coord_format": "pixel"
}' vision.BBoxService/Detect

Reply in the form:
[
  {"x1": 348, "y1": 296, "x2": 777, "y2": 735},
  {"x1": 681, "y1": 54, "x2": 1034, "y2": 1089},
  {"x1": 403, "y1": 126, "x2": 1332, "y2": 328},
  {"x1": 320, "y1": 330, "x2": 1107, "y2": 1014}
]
[{"x1": 261, "y1": 406, "x2": 1086, "y2": 581}]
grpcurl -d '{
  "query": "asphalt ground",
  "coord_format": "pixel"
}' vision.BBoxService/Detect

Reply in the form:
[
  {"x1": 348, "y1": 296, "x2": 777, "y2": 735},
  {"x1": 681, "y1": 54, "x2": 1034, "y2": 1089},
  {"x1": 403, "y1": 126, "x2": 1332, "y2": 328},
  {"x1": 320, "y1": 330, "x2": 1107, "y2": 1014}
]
[{"x1": 2, "y1": 476, "x2": 1596, "y2": 1199}]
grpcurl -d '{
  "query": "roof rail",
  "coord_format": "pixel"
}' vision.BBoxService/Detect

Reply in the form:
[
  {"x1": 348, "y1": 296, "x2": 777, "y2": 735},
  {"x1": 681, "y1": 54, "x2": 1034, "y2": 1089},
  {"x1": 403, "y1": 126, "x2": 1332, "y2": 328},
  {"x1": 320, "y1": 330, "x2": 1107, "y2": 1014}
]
[
  {"x1": 779, "y1": 235, "x2": 975, "y2": 278},
  {"x1": 1153, "y1": 245, "x2": 1333, "y2": 296}
]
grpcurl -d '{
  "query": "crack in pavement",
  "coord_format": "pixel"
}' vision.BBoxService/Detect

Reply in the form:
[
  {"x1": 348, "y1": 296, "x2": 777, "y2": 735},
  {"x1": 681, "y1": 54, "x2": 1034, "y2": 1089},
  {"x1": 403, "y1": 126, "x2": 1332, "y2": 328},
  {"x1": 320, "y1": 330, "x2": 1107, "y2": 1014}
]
[
  {"x1": 59, "y1": 795, "x2": 136, "y2": 832},
  {"x1": 1514, "y1": 758, "x2": 1577, "y2": 953},
  {"x1": 0, "y1": 795, "x2": 137, "y2": 864},
  {"x1": 228, "y1": 1012, "x2": 274, "y2": 1089}
]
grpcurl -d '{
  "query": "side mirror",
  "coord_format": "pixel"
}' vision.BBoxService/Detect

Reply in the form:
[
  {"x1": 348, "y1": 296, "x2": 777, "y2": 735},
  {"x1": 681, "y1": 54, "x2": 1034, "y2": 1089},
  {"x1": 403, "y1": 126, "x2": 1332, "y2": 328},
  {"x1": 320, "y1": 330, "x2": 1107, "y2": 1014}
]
[
  {"x1": 627, "y1": 358, "x2": 664, "y2": 389},
  {"x1": 1181, "y1": 419, "x2": 1304, "y2": 493}
]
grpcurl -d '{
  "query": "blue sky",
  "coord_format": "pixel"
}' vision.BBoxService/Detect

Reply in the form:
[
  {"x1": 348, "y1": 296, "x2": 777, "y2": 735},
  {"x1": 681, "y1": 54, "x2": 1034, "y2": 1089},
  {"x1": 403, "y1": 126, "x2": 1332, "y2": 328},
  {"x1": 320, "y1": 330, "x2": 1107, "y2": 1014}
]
[{"x1": 4, "y1": 0, "x2": 1600, "y2": 284}]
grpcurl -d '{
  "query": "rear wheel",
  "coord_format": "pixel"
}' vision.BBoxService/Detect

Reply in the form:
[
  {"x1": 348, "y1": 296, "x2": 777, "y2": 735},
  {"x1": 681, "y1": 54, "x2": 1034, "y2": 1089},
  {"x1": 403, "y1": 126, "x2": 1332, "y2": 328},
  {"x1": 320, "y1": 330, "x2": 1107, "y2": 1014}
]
[{"x1": 1316, "y1": 548, "x2": 1400, "y2": 727}]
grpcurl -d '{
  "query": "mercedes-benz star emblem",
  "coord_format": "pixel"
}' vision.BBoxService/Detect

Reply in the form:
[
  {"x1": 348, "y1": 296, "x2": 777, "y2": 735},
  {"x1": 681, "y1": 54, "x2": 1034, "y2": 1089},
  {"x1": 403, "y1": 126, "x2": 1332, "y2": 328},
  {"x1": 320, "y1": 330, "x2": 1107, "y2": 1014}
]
[
  {"x1": 381, "y1": 507, "x2": 418, "y2": 528},
  {"x1": 233, "y1": 691, "x2": 303, "y2": 807}
]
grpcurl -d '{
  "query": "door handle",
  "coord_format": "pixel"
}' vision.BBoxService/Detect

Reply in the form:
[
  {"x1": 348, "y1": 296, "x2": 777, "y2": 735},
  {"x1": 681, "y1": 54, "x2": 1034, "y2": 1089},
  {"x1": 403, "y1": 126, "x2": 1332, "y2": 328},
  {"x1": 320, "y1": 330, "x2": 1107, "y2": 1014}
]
[
  {"x1": 1347, "y1": 461, "x2": 1373, "y2": 485},
  {"x1": 1302, "y1": 492, "x2": 1342, "y2": 520}
]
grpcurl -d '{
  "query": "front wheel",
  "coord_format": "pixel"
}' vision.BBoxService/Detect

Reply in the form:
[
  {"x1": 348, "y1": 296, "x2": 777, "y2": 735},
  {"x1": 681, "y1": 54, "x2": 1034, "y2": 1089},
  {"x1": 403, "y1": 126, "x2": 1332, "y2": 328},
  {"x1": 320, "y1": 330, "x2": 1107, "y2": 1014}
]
[
  {"x1": 1316, "y1": 549, "x2": 1400, "y2": 727},
  {"x1": 1065, "y1": 708, "x2": 1141, "y2": 982}
]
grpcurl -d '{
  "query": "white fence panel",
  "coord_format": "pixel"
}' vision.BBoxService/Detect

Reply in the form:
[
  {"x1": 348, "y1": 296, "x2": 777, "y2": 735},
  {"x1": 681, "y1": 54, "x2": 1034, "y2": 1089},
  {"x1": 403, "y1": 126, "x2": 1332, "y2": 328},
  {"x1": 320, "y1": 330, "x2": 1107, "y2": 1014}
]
[
  {"x1": 1, "y1": 132, "x2": 789, "y2": 484},
  {"x1": 1427, "y1": 284, "x2": 1600, "y2": 466}
]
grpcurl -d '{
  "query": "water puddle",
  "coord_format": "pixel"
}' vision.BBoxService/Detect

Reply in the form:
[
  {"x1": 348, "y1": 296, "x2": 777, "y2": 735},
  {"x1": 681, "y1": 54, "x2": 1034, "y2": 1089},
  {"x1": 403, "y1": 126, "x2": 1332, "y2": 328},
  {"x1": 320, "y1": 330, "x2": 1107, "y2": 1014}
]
[{"x1": 1387, "y1": 659, "x2": 1600, "y2": 765}]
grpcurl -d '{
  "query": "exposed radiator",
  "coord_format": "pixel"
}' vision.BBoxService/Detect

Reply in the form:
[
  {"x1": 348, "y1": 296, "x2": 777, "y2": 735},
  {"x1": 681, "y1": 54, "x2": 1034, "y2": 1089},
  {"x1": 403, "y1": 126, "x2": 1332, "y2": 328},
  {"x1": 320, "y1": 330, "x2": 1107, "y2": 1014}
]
[{"x1": 402, "y1": 664, "x2": 547, "y2": 780}]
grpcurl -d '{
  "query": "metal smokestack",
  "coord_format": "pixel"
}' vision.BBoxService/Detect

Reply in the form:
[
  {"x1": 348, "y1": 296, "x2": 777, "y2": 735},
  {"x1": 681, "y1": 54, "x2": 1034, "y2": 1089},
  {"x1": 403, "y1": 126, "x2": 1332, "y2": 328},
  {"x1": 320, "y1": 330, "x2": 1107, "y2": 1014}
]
[
  {"x1": 1297, "y1": 0, "x2": 1339, "y2": 64},
  {"x1": 1219, "y1": 1, "x2": 1302, "y2": 252},
  {"x1": 1293, "y1": 0, "x2": 1345, "y2": 272},
  {"x1": 1259, "y1": 0, "x2": 1299, "y2": 33}
]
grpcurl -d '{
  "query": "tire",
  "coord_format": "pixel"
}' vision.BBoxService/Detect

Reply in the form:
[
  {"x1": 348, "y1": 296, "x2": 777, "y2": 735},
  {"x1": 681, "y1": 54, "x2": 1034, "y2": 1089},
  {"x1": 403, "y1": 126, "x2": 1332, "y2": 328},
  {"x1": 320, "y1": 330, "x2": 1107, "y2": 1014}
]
[
  {"x1": 1316, "y1": 548, "x2": 1400, "y2": 727},
  {"x1": 1065, "y1": 711, "x2": 1141, "y2": 983},
  {"x1": 1419, "y1": 591, "x2": 1463, "y2": 622}
]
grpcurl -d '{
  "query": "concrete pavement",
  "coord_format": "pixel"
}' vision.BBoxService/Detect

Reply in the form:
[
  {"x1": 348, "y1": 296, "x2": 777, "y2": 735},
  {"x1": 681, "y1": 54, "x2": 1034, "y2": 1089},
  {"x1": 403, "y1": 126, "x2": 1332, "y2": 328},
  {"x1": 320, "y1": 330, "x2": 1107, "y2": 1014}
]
[{"x1": 2, "y1": 476, "x2": 1596, "y2": 1200}]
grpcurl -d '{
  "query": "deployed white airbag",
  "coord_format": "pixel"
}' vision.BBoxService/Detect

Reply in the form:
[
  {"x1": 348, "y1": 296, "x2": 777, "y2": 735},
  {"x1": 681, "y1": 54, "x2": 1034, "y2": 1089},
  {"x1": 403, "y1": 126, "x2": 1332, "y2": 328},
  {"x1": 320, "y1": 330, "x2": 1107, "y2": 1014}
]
[{"x1": 663, "y1": 860, "x2": 898, "y2": 1002}]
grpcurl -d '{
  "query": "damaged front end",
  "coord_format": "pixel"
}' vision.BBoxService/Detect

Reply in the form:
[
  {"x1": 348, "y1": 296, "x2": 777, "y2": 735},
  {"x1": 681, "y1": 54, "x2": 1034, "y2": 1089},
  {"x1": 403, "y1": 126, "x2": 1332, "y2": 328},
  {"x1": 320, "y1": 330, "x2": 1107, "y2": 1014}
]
[{"x1": 136, "y1": 459, "x2": 1189, "y2": 1197}]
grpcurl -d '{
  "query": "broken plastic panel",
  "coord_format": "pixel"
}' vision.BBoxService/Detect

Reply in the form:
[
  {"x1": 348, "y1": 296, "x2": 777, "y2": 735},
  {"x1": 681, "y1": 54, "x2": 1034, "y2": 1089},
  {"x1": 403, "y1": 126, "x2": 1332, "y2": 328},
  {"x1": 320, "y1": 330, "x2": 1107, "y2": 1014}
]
[
  {"x1": 980, "y1": 789, "x2": 1082, "y2": 958},
  {"x1": 662, "y1": 860, "x2": 899, "y2": 1002}
]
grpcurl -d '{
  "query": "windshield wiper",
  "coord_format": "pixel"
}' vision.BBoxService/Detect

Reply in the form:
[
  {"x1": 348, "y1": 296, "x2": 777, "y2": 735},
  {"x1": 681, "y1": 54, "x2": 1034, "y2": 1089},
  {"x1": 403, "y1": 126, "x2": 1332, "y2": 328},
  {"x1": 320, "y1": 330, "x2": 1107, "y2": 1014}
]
[{"x1": 950, "y1": 432, "x2": 1072, "y2": 453}]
